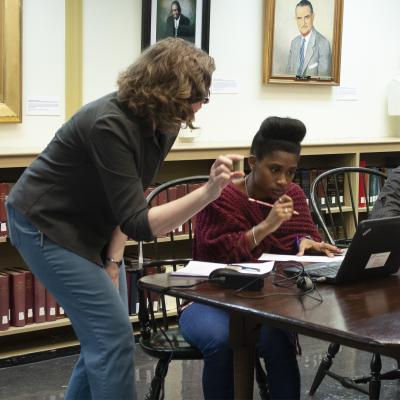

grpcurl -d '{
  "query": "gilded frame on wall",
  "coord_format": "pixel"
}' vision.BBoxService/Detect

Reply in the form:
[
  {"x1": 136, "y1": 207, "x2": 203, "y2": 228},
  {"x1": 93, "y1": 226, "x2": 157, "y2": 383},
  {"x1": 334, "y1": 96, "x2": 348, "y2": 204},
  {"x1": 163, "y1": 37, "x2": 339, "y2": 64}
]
[
  {"x1": 263, "y1": 0, "x2": 343, "y2": 85},
  {"x1": 0, "y1": 0, "x2": 22, "y2": 122}
]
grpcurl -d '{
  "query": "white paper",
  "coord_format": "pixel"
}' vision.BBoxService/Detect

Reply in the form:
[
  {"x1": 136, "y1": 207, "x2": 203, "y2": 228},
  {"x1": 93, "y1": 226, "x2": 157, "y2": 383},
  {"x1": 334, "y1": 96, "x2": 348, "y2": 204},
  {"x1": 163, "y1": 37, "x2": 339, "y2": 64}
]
[
  {"x1": 211, "y1": 78, "x2": 240, "y2": 94},
  {"x1": 27, "y1": 96, "x2": 61, "y2": 115},
  {"x1": 258, "y1": 253, "x2": 345, "y2": 263},
  {"x1": 170, "y1": 260, "x2": 274, "y2": 277},
  {"x1": 335, "y1": 86, "x2": 358, "y2": 101}
]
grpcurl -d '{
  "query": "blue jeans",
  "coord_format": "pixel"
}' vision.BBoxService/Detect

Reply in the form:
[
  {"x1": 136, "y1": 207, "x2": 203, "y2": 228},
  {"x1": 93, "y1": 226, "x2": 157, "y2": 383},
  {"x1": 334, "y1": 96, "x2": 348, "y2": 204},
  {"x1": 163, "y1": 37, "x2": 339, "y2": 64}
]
[
  {"x1": 6, "y1": 203, "x2": 136, "y2": 400},
  {"x1": 180, "y1": 303, "x2": 300, "y2": 400}
]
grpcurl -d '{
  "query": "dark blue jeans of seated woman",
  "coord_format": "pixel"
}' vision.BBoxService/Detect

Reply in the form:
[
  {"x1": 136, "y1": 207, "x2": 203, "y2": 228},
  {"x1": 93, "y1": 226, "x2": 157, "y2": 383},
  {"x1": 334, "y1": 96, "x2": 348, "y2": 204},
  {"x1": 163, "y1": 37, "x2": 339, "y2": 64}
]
[{"x1": 179, "y1": 303, "x2": 300, "y2": 400}]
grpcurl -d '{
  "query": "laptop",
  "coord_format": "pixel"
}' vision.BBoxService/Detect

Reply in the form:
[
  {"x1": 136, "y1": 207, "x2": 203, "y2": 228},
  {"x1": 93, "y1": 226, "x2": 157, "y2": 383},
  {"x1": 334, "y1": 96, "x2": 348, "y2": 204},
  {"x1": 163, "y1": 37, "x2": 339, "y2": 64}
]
[{"x1": 287, "y1": 216, "x2": 400, "y2": 284}]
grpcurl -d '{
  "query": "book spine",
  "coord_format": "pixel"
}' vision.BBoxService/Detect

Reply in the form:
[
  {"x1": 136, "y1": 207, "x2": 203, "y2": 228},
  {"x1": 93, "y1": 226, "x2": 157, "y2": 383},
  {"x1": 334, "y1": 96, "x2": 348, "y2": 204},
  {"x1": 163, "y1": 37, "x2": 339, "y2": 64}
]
[
  {"x1": 8, "y1": 271, "x2": 26, "y2": 327},
  {"x1": 45, "y1": 289, "x2": 57, "y2": 321},
  {"x1": 56, "y1": 303, "x2": 65, "y2": 318},
  {"x1": 25, "y1": 270, "x2": 34, "y2": 324},
  {"x1": 359, "y1": 160, "x2": 367, "y2": 207},
  {"x1": 0, "y1": 274, "x2": 10, "y2": 330},
  {"x1": 0, "y1": 183, "x2": 10, "y2": 237},
  {"x1": 33, "y1": 276, "x2": 46, "y2": 323},
  {"x1": 317, "y1": 169, "x2": 327, "y2": 209},
  {"x1": 337, "y1": 173, "x2": 345, "y2": 205}
]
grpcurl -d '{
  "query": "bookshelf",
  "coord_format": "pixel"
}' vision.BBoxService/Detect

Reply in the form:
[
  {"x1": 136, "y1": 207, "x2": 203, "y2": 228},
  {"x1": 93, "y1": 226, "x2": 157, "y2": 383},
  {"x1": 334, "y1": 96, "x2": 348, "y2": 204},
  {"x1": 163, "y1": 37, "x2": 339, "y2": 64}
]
[{"x1": 1, "y1": 137, "x2": 400, "y2": 358}]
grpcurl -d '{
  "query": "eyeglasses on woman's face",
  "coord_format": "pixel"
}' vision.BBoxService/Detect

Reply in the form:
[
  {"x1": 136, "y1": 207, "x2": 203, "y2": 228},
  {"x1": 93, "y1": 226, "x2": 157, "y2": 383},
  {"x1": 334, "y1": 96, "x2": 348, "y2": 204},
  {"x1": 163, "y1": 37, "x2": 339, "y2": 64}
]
[{"x1": 190, "y1": 90, "x2": 210, "y2": 105}]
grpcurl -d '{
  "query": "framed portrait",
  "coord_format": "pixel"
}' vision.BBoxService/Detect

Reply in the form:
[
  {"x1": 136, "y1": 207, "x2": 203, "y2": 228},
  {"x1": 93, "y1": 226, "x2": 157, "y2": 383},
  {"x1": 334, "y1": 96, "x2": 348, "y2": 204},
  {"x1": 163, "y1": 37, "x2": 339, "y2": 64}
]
[
  {"x1": 263, "y1": 0, "x2": 343, "y2": 85},
  {"x1": 141, "y1": 0, "x2": 211, "y2": 52},
  {"x1": 0, "y1": 0, "x2": 22, "y2": 122}
]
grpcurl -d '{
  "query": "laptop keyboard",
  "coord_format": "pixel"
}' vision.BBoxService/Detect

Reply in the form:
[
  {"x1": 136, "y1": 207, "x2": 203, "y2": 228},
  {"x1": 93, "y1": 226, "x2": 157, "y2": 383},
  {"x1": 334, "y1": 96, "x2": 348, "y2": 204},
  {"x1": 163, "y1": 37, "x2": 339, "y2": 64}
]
[{"x1": 305, "y1": 262, "x2": 342, "y2": 278}]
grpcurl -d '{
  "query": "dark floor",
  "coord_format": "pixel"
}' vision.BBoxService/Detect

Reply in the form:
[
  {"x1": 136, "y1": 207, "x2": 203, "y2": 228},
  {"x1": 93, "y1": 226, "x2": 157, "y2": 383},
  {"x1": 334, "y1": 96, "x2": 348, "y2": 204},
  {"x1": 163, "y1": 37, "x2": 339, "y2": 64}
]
[{"x1": 1, "y1": 335, "x2": 400, "y2": 399}]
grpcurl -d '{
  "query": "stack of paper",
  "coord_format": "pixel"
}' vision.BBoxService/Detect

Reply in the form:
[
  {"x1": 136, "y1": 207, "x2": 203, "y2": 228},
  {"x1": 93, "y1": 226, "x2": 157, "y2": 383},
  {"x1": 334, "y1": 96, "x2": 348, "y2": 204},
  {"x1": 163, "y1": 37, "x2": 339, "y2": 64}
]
[
  {"x1": 170, "y1": 260, "x2": 274, "y2": 277},
  {"x1": 258, "y1": 253, "x2": 345, "y2": 263}
]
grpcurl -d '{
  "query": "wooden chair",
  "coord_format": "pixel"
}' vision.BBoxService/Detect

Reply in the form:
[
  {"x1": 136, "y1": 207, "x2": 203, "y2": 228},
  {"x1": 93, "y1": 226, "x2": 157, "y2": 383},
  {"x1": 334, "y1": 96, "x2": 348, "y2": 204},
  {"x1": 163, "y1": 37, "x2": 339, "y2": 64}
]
[
  {"x1": 137, "y1": 176, "x2": 269, "y2": 400},
  {"x1": 309, "y1": 166, "x2": 400, "y2": 399}
]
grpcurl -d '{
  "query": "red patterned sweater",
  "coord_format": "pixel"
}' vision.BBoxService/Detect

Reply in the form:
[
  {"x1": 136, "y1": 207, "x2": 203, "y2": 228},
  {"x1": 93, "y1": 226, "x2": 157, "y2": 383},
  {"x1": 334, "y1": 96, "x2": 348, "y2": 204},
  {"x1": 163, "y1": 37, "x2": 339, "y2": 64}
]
[{"x1": 193, "y1": 182, "x2": 321, "y2": 263}]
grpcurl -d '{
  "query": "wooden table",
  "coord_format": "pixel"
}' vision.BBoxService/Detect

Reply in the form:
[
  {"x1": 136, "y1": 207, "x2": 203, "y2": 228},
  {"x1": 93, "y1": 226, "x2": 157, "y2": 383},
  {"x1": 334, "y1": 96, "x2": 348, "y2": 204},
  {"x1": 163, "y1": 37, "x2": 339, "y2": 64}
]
[{"x1": 139, "y1": 270, "x2": 400, "y2": 399}]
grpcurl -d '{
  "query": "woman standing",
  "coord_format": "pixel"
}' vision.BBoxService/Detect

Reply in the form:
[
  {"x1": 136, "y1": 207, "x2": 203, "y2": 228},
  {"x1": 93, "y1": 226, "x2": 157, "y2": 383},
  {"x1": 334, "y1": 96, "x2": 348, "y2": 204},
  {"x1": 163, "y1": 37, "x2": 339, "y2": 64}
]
[{"x1": 6, "y1": 38, "x2": 243, "y2": 400}]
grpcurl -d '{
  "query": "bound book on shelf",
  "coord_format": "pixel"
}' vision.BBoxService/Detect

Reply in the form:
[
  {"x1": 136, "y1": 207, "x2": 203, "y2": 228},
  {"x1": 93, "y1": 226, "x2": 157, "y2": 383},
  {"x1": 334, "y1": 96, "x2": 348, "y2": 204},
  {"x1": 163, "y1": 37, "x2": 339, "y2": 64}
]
[
  {"x1": 359, "y1": 160, "x2": 368, "y2": 207},
  {"x1": 33, "y1": 276, "x2": 46, "y2": 323},
  {"x1": 45, "y1": 289, "x2": 57, "y2": 321},
  {"x1": 0, "y1": 273, "x2": 10, "y2": 330},
  {"x1": 56, "y1": 303, "x2": 65, "y2": 318},
  {"x1": 0, "y1": 182, "x2": 11, "y2": 237},
  {"x1": 13, "y1": 268, "x2": 34, "y2": 324},
  {"x1": 5, "y1": 269, "x2": 26, "y2": 327}
]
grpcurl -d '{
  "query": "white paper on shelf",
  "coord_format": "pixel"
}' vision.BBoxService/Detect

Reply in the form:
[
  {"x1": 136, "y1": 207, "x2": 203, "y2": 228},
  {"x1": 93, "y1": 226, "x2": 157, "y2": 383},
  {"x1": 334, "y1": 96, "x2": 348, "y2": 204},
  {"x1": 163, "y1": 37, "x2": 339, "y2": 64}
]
[
  {"x1": 170, "y1": 260, "x2": 274, "y2": 277},
  {"x1": 258, "y1": 253, "x2": 345, "y2": 263}
]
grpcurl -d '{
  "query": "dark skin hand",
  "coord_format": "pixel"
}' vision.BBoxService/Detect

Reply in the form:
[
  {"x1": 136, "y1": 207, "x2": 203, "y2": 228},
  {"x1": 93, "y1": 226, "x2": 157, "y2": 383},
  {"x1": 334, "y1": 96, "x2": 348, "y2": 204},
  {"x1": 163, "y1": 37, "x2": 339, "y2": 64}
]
[{"x1": 297, "y1": 238, "x2": 342, "y2": 257}]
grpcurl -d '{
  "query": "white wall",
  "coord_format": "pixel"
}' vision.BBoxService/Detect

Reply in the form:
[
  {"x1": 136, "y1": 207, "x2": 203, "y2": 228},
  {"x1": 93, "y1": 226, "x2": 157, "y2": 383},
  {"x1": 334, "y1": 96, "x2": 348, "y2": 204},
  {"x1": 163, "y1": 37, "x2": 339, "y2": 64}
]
[
  {"x1": 0, "y1": 0, "x2": 65, "y2": 149},
  {"x1": 1, "y1": 0, "x2": 400, "y2": 149},
  {"x1": 196, "y1": 0, "x2": 400, "y2": 143},
  {"x1": 83, "y1": 0, "x2": 142, "y2": 103}
]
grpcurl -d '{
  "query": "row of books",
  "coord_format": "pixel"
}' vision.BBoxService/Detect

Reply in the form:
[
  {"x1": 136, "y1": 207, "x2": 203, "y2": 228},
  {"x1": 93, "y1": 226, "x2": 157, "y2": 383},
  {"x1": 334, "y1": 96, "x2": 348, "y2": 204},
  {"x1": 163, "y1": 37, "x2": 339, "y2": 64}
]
[
  {"x1": 293, "y1": 168, "x2": 344, "y2": 208},
  {"x1": 0, "y1": 259, "x2": 178, "y2": 332},
  {"x1": 293, "y1": 165, "x2": 394, "y2": 209},
  {"x1": 0, "y1": 180, "x2": 203, "y2": 242},
  {"x1": 0, "y1": 268, "x2": 64, "y2": 331},
  {"x1": 144, "y1": 181, "x2": 204, "y2": 236},
  {"x1": 0, "y1": 166, "x2": 393, "y2": 244}
]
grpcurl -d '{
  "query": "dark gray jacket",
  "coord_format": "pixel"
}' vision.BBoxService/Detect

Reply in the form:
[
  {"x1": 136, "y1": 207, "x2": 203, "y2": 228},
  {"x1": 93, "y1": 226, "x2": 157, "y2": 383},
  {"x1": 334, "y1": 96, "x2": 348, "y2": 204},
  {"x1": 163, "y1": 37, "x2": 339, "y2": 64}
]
[
  {"x1": 370, "y1": 167, "x2": 400, "y2": 218},
  {"x1": 8, "y1": 92, "x2": 177, "y2": 266}
]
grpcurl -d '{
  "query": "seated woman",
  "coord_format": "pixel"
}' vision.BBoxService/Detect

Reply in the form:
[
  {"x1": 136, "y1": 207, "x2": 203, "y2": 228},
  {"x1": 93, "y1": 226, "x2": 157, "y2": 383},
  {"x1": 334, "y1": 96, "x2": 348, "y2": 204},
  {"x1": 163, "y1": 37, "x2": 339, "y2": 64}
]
[{"x1": 179, "y1": 116, "x2": 340, "y2": 400}]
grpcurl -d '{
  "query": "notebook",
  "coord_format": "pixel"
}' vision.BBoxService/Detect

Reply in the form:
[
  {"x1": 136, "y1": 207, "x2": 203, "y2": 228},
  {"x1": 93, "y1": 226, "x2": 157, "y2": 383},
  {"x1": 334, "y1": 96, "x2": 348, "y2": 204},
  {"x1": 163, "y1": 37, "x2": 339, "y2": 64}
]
[{"x1": 286, "y1": 216, "x2": 400, "y2": 284}]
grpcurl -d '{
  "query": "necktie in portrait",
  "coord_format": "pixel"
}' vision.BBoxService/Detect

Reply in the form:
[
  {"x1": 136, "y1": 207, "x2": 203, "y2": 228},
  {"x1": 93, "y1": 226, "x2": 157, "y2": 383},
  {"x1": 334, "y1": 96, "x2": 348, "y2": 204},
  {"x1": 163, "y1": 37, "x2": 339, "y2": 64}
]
[{"x1": 297, "y1": 38, "x2": 306, "y2": 75}]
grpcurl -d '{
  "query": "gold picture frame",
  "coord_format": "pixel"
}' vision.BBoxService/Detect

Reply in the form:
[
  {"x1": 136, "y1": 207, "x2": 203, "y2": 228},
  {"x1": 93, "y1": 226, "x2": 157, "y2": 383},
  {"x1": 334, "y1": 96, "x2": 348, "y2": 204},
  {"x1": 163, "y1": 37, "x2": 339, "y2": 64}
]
[
  {"x1": 263, "y1": 0, "x2": 343, "y2": 85},
  {"x1": 0, "y1": 0, "x2": 22, "y2": 122}
]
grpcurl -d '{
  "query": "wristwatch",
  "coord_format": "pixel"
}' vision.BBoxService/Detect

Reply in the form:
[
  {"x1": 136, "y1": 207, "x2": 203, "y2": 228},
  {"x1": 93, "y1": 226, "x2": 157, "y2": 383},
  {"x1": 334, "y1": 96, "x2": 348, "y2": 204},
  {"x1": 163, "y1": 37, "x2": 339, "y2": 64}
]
[{"x1": 105, "y1": 257, "x2": 123, "y2": 267}]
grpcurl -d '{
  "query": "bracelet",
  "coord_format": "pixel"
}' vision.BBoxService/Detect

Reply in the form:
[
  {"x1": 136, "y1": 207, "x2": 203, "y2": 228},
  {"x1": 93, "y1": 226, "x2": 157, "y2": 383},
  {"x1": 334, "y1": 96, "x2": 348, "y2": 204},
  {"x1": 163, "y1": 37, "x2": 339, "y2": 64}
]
[
  {"x1": 251, "y1": 226, "x2": 258, "y2": 246},
  {"x1": 105, "y1": 257, "x2": 123, "y2": 267},
  {"x1": 296, "y1": 235, "x2": 312, "y2": 249}
]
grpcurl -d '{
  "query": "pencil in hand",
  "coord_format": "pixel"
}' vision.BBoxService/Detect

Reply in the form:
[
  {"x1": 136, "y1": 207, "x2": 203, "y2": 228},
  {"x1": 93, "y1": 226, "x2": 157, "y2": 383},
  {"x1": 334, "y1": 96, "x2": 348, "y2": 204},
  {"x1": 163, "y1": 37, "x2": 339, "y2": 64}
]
[{"x1": 248, "y1": 197, "x2": 300, "y2": 215}]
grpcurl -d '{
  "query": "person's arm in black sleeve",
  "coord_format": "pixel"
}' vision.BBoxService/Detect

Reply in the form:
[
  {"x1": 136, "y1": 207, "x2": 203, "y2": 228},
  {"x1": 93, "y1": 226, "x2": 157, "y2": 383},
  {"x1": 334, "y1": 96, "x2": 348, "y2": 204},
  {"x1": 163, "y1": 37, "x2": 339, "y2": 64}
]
[{"x1": 88, "y1": 114, "x2": 245, "y2": 241}]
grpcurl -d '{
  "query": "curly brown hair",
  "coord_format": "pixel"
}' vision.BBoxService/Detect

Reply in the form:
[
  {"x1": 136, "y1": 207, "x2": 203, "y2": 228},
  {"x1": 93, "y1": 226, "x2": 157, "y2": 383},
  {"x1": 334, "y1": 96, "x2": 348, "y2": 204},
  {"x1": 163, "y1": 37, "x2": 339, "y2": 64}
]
[{"x1": 117, "y1": 37, "x2": 215, "y2": 133}]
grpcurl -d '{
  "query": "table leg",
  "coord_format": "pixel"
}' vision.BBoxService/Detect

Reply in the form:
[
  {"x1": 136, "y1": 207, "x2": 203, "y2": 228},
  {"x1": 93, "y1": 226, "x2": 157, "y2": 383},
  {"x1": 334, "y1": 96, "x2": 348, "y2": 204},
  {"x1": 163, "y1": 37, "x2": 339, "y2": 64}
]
[{"x1": 230, "y1": 313, "x2": 260, "y2": 400}]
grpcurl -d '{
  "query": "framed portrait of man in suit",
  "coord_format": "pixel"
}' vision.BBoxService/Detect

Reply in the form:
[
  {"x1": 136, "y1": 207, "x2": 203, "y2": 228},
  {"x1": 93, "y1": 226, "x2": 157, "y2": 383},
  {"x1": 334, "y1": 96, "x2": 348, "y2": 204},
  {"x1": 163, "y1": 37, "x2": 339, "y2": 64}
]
[
  {"x1": 142, "y1": 0, "x2": 211, "y2": 52},
  {"x1": 263, "y1": 0, "x2": 343, "y2": 85}
]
